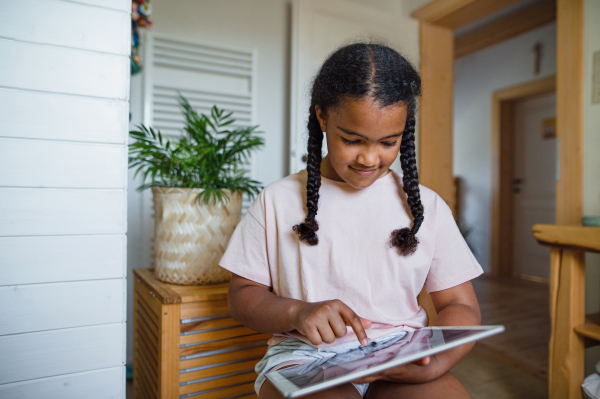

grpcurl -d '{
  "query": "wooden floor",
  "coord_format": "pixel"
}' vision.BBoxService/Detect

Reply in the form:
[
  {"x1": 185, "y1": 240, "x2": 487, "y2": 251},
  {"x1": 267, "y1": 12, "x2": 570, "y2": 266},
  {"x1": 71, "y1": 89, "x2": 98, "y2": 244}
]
[
  {"x1": 453, "y1": 351, "x2": 547, "y2": 398},
  {"x1": 470, "y1": 274, "x2": 550, "y2": 379}
]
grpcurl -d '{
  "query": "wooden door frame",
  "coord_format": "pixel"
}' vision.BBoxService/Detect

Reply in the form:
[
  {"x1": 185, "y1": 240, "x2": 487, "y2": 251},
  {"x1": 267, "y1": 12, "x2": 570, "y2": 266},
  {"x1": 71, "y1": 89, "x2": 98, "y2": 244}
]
[
  {"x1": 412, "y1": 0, "x2": 583, "y2": 328},
  {"x1": 491, "y1": 76, "x2": 556, "y2": 278},
  {"x1": 411, "y1": 0, "x2": 583, "y2": 256}
]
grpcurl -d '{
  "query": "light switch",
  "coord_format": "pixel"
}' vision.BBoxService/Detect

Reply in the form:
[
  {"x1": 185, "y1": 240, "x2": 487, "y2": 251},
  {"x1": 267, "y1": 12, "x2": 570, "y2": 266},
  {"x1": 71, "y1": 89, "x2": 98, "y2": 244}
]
[{"x1": 594, "y1": 50, "x2": 600, "y2": 104}]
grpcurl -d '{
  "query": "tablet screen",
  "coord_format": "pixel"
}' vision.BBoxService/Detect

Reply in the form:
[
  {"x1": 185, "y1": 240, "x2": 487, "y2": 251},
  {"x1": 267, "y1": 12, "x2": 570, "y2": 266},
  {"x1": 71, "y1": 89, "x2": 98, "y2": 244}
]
[{"x1": 267, "y1": 326, "x2": 503, "y2": 398}]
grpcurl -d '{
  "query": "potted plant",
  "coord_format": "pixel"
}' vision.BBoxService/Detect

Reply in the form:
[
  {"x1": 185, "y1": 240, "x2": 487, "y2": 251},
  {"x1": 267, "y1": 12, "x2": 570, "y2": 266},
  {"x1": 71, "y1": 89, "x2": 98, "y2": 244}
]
[{"x1": 129, "y1": 95, "x2": 264, "y2": 285}]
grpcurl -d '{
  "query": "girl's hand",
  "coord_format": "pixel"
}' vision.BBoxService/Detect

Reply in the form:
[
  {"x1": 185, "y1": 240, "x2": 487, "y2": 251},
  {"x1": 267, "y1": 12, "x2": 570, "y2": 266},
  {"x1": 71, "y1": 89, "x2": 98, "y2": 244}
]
[
  {"x1": 352, "y1": 355, "x2": 438, "y2": 384},
  {"x1": 289, "y1": 299, "x2": 372, "y2": 346}
]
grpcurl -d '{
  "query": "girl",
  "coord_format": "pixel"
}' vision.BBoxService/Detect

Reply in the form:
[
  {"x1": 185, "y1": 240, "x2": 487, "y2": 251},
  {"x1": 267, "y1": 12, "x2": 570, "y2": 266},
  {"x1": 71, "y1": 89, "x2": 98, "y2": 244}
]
[{"x1": 219, "y1": 43, "x2": 482, "y2": 398}]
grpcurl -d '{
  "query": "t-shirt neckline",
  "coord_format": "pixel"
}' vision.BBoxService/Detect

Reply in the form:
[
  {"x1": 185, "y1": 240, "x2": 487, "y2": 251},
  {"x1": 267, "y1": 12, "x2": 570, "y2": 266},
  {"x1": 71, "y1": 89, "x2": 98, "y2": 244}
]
[{"x1": 315, "y1": 169, "x2": 396, "y2": 189}]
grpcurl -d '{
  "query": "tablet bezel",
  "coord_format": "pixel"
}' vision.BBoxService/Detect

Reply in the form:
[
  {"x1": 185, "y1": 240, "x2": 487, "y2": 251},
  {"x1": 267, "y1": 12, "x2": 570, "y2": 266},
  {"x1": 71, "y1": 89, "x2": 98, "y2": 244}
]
[{"x1": 266, "y1": 325, "x2": 505, "y2": 398}]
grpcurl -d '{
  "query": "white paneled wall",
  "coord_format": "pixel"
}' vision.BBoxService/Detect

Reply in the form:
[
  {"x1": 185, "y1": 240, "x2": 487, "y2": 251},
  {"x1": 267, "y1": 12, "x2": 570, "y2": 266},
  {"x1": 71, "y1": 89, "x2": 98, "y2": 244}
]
[{"x1": 0, "y1": 0, "x2": 129, "y2": 396}]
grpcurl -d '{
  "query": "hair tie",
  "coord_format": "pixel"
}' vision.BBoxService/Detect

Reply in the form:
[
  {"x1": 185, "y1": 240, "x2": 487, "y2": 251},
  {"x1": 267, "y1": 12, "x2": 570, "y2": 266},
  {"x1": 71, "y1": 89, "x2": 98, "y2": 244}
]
[
  {"x1": 409, "y1": 81, "x2": 417, "y2": 94},
  {"x1": 411, "y1": 215, "x2": 424, "y2": 234},
  {"x1": 307, "y1": 211, "x2": 317, "y2": 219}
]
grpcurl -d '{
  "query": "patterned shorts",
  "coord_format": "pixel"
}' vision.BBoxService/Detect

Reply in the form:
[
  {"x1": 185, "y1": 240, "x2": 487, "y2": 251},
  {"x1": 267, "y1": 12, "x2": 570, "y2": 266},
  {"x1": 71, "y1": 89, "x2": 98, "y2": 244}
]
[{"x1": 254, "y1": 331, "x2": 408, "y2": 397}]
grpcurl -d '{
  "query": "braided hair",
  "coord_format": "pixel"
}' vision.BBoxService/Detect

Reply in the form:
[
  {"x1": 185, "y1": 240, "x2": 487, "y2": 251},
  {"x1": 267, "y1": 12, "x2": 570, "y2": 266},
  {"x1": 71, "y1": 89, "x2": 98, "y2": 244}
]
[{"x1": 292, "y1": 43, "x2": 423, "y2": 256}]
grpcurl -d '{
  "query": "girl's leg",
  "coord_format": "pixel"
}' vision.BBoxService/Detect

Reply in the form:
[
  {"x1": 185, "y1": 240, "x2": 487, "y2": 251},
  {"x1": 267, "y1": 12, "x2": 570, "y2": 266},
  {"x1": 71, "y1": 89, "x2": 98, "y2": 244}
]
[
  {"x1": 259, "y1": 379, "x2": 362, "y2": 399},
  {"x1": 365, "y1": 371, "x2": 472, "y2": 399}
]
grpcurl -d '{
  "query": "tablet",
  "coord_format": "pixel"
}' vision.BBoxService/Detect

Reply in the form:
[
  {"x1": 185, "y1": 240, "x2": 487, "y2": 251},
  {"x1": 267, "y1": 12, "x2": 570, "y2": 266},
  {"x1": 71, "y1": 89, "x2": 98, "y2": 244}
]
[{"x1": 266, "y1": 325, "x2": 504, "y2": 398}]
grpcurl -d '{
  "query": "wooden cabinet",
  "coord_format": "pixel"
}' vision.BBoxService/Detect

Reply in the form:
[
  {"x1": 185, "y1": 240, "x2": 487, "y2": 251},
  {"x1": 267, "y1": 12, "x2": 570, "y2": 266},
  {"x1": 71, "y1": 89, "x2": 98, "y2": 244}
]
[{"x1": 133, "y1": 269, "x2": 269, "y2": 399}]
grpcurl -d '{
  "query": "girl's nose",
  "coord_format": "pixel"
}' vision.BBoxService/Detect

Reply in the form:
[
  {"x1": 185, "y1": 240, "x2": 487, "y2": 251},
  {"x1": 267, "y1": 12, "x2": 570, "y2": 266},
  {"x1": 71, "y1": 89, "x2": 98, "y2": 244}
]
[{"x1": 357, "y1": 151, "x2": 378, "y2": 167}]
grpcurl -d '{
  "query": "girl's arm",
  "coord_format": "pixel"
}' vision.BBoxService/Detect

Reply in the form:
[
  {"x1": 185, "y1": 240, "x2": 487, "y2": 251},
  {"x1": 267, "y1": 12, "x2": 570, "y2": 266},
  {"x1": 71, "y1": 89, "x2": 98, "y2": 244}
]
[
  {"x1": 353, "y1": 280, "x2": 481, "y2": 384},
  {"x1": 228, "y1": 273, "x2": 372, "y2": 346}
]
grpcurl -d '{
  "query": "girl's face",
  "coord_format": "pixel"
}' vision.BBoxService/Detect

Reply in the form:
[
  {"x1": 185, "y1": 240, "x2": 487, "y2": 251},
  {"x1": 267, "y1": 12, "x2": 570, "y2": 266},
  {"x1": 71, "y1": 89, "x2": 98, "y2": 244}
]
[{"x1": 316, "y1": 98, "x2": 407, "y2": 189}]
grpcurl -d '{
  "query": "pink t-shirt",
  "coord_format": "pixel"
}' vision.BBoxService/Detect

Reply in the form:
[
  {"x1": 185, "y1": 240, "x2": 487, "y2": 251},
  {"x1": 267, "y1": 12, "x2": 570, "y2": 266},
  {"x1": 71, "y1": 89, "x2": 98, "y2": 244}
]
[{"x1": 219, "y1": 170, "x2": 483, "y2": 348}]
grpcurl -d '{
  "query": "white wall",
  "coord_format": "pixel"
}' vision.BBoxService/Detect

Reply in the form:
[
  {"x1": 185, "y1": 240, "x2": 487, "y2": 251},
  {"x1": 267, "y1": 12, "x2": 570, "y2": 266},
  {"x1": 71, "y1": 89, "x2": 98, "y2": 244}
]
[
  {"x1": 453, "y1": 23, "x2": 557, "y2": 272},
  {"x1": 127, "y1": 0, "x2": 293, "y2": 365},
  {"x1": 584, "y1": 0, "x2": 600, "y2": 375},
  {"x1": 0, "y1": 0, "x2": 129, "y2": 397}
]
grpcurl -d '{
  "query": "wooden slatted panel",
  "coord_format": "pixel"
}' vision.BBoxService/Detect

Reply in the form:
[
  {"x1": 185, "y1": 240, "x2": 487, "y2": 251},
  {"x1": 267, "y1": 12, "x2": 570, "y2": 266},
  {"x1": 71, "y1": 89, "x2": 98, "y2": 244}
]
[
  {"x1": 180, "y1": 371, "x2": 256, "y2": 395},
  {"x1": 159, "y1": 302, "x2": 181, "y2": 398},
  {"x1": 180, "y1": 300, "x2": 230, "y2": 320},
  {"x1": 179, "y1": 382, "x2": 255, "y2": 399},
  {"x1": 180, "y1": 326, "x2": 258, "y2": 346},
  {"x1": 134, "y1": 285, "x2": 160, "y2": 399},
  {"x1": 180, "y1": 358, "x2": 259, "y2": 384},
  {"x1": 181, "y1": 316, "x2": 242, "y2": 334},
  {"x1": 180, "y1": 345, "x2": 268, "y2": 371},
  {"x1": 135, "y1": 277, "x2": 164, "y2": 317},
  {"x1": 180, "y1": 334, "x2": 272, "y2": 358},
  {"x1": 179, "y1": 310, "x2": 267, "y2": 396},
  {"x1": 136, "y1": 321, "x2": 159, "y2": 367},
  {"x1": 135, "y1": 353, "x2": 158, "y2": 399}
]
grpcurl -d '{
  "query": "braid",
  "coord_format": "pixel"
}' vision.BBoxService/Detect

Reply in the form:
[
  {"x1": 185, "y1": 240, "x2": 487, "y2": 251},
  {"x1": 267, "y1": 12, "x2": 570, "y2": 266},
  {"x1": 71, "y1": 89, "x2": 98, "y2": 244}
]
[
  {"x1": 292, "y1": 108, "x2": 323, "y2": 245},
  {"x1": 389, "y1": 116, "x2": 424, "y2": 256}
]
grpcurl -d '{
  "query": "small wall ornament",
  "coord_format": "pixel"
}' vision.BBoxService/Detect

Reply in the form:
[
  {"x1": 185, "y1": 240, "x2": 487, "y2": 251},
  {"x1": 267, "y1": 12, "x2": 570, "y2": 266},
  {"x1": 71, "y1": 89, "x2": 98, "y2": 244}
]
[{"x1": 131, "y1": 0, "x2": 153, "y2": 75}]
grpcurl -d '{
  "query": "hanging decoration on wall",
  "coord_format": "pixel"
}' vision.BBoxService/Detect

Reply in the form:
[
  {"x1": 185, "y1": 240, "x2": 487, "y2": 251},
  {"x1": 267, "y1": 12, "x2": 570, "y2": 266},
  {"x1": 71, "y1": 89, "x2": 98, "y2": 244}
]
[{"x1": 131, "y1": 0, "x2": 153, "y2": 75}]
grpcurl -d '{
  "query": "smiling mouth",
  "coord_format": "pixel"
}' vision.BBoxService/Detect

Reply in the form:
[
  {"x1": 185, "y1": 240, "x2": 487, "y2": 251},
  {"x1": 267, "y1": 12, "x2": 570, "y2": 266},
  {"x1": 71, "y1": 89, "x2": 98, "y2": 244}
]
[{"x1": 350, "y1": 166, "x2": 377, "y2": 176}]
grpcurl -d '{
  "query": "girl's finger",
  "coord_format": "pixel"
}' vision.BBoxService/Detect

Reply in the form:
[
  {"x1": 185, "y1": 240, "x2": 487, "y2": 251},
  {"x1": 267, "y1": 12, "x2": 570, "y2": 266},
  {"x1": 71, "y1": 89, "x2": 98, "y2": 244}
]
[
  {"x1": 338, "y1": 305, "x2": 369, "y2": 346},
  {"x1": 328, "y1": 313, "x2": 349, "y2": 338},
  {"x1": 412, "y1": 356, "x2": 430, "y2": 366},
  {"x1": 305, "y1": 327, "x2": 323, "y2": 346},
  {"x1": 316, "y1": 324, "x2": 337, "y2": 344}
]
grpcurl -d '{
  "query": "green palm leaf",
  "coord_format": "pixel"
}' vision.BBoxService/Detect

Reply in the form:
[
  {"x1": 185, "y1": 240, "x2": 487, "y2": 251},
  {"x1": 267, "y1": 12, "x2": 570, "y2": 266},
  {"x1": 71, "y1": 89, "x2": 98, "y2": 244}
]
[{"x1": 128, "y1": 94, "x2": 264, "y2": 204}]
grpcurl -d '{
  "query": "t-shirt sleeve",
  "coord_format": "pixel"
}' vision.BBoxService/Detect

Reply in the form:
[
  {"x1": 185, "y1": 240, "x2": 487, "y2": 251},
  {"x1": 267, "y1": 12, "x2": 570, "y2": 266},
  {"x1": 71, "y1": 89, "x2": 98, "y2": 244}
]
[
  {"x1": 423, "y1": 204, "x2": 483, "y2": 293},
  {"x1": 218, "y1": 195, "x2": 272, "y2": 287}
]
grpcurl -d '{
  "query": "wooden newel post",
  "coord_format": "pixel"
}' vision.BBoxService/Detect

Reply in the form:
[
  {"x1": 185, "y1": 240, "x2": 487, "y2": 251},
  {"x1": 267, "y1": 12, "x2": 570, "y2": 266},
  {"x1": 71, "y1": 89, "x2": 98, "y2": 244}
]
[{"x1": 533, "y1": 224, "x2": 600, "y2": 399}]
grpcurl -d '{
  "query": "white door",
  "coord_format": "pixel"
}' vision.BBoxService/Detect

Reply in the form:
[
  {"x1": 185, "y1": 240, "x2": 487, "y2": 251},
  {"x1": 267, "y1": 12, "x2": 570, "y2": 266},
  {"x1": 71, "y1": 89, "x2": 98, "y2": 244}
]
[
  {"x1": 289, "y1": 0, "x2": 419, "y2": 174},
  {"x1": 512, "y1": 93, "x2": 557, "y2": 280}
]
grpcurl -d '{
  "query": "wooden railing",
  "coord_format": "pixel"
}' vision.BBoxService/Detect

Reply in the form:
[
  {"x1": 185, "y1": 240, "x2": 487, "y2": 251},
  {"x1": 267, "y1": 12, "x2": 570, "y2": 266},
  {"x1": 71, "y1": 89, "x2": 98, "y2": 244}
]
[{"x1": 532, "y1": 224, "x2": 600, "y2": 399}]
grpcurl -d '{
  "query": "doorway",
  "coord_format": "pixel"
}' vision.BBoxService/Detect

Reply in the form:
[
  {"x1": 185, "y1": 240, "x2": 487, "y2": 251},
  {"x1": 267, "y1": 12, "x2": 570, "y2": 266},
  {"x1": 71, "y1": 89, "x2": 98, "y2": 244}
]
[
  {"x1": 512, "y1": 92, "x2": 556, "y2": 282},
  {"x1": 491, "y1": 76, "x2": 556, "y2": 279}
]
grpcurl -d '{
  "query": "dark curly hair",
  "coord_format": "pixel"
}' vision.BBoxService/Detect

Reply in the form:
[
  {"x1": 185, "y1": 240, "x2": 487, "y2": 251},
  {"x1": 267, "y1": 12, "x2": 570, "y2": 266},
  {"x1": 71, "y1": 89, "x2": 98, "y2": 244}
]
[{"x1": 292, "y1": 43, "x2": 424, "y2": 256}]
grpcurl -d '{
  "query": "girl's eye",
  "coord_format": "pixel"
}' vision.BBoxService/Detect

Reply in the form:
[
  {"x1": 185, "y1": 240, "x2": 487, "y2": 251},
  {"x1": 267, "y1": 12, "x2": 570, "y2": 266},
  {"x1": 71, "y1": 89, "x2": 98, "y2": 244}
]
[
  {"x1": 382, "y1": 141, "x2": 398, "y2": 147},
  {"x1": 342, "y1": 137, "x2": 360, "y2": 145}
]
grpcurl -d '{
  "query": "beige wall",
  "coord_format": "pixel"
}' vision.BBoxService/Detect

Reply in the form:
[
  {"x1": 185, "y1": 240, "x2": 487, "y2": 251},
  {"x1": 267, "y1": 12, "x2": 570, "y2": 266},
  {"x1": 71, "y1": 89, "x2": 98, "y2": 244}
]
[{"x1": 453, "y1": 24, "x2": 557, "y2": 272}]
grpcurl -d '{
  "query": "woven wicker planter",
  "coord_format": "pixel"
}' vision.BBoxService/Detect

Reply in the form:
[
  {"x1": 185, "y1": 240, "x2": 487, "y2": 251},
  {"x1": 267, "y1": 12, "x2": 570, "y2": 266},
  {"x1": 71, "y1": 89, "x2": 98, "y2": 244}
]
[{"x1": 152, "y1": 187, "x2": 242, "y2": 285}]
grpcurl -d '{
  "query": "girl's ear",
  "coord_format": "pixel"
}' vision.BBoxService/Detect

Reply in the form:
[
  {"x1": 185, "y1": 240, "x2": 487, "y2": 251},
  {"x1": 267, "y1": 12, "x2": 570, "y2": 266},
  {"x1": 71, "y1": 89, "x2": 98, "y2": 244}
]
[{"x1": 315, "y1": 105, "x2": 327, "y2": 132}]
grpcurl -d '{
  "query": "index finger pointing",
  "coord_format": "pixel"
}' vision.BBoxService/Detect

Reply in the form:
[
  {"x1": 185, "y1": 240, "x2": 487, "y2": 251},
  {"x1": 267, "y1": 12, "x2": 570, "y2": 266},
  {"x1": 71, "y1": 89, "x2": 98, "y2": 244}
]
[{"x1": 338, "y1": 306, "x2": 369, "y2": 346}]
